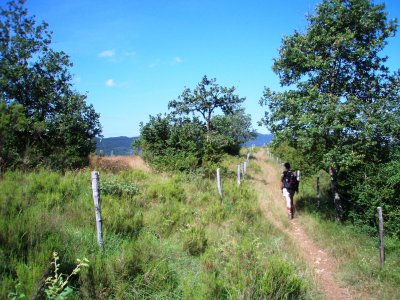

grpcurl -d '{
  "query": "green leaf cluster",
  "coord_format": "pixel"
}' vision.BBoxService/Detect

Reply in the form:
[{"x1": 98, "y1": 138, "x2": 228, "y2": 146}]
[
  {"x1": 44, "y1": 252, "x2": 89, "y2": 300},
  {"x1": 168, "y1": 75, "x2": 245, "y2": 136},
  {"x1": 135, "y1": 76, "x2": 256, "y2": 172},
  {"x1": 0, "y1": 0, "x2": 101, "y2": 171},
  {"x1": 260, "y1": 0, "x2": 400, "y2": 236}
]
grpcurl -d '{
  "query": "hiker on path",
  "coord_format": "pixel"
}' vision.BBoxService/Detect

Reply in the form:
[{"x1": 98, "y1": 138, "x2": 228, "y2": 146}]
[{"x1": 280, "y1": 162, "x2": 298, "y2": 219}]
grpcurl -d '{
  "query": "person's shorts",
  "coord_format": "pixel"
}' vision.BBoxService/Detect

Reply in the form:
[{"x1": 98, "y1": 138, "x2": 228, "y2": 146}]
[{"x1": 282, "y1": 188, "x2": 295, "y2": 198}]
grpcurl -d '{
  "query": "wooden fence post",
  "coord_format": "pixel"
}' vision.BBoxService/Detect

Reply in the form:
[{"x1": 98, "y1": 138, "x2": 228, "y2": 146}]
[
  {"x1": 244, "y1": 161, "x2": 247, "y2": 174},
  {"x1": 91, "y1": 171, "x2": 104, "y2": 249},
  {"x1": 296, "y1": 170, "x2": 300, "y2": 192},
  {"x1": 237, "y1": 164, "x2": 241, "y2": 187},
  {"x1": 329, "y1": 166, "x2": 343, "y2": 222},
  {"x1": 217, "y1": 168, "x2": 223, "y2": 202},
  {"x1": 378, "y1": 207, "x2": 384, "y2": 267},
  {"x1": 317, "y1": 176, "x2": 320, "y2": 208}
]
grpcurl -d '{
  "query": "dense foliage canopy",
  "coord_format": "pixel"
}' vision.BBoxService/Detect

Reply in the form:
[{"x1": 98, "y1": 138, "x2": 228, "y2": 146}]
[
  {"x1": 135, "y1": 76, "x2": 255, "y2": 172},
  {"x1": 260, "y1": 0, "x2": 400, "y2": 237},
  {"x1": 0, "y1": 0, "x2": 101, "y2": 170},
  {"x1": 168, "y1": 75, "x2": 245, "y2": 137}
]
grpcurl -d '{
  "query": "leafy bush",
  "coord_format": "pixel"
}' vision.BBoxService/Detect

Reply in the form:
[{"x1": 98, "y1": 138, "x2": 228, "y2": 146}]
[
  {"x1": 346, "y1": 152, "x2": 400, "y2": 238},
  {"x1": 100, "y1": 176, "x2": 139, "y2": 197},
  {"x1": 134, "y1": 114, "x2": 205, "y2": 172},
  {"x1": 274, "y1": 141, "x2": 400, "y2": 239},
  {"x1": 145, "y1": 178, "x2": 185, "y2": 203},
  {"x1": 270, "y1": 142, "x2": 316, "y2": 176},
  {"x1": 135, "y1": 77, "x2": 256, "y2": 173},
  {"x1": 45, "y1": 252, "x2": 89, "y2": 300}
]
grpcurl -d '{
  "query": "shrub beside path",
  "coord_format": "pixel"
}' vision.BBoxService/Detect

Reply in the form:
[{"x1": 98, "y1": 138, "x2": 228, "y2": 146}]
[{"x1": 251, "y1": 149, "x2": 352, "y2": 300}]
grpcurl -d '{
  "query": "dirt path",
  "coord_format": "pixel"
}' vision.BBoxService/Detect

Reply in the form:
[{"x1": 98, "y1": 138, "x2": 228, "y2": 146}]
[{"x1": 251, "y1": 150, "x2": 352, "y2": 300}]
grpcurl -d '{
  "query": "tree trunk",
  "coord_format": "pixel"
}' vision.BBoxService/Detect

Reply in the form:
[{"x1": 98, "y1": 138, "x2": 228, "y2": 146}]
[{"x1": 206, "y1": 114, "x2": 211, "y2": 141}]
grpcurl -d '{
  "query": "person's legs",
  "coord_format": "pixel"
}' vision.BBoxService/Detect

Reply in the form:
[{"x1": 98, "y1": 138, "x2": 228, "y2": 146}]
[
  {"x1": 289, "y1": 191, "x2": 295, "y2": 219},
  {"x1": 283, "y1": 188, "x2": 292, "y2": 219}
]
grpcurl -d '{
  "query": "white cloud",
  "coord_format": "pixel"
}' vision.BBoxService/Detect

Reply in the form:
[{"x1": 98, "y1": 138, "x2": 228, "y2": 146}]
[
  {"x1": 124, "y1": 51, "x2": 137, "y2": 57},
  {"x1": 105, "y1": 79, "x2": 134, "y2": 88},
  {"x1": 148, "y1": 59, "x2": 161, "y2": 68},
  {"x1": 105, "y1": 79, "x2": 115, "y2": 87},
  {"x1": 98, "y1": 50, "x2": 115, "y2": 58},
  {"x1": 172, "y1": 57, "x2": 183, "y2": 65}
]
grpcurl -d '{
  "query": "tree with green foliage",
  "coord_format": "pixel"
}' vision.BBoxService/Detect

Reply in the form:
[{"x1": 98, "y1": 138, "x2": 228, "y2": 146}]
[
  {"x1": 168, "y1": 75, "x2": 245, "y2": 137},
  {"x1": 212, "y1": 108, "x2": 257, "y2": 155},
  {"x1": 260, "y1": 0, "x2": 400, "y2": 234},
  {"x1": 134, "y1": 114, "x2": 205, "y2": 171},
  {"x1": 0, "y1": 0, "x2": 101, "y2": 170},
  {"x1": 136, "y1": 76, "x2": 255, "y2": 172}
]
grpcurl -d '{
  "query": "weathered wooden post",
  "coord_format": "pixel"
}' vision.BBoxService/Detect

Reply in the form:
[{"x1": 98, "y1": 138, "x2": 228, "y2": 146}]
[
  {"x1": 378, "y1": 207, "x2": 384, "y2": 267},
  {"x1": 91, "y1": 171, "x2": 104, "y2": 249},
  {"x1": 247, "y1": 152, "x2": 250, "y2": 161},
  {"x1": 329, "y1": 166, "x2": 343, "y2": 222},
  {"x1": 237, "y1": 164, "x2": 241, "y2": 187},
  {"x1": 244, "y1": 161, "x2": 247, "y2": 174},
  {"x1": 296, "y1": 170, "x2": 301, "y2": 192},
  {"x1": 317, "y1": 176, "x2": 320, "y2": 208},
  {"x1": 217, "y1": 168, "x2": 223, "y2": 202}
]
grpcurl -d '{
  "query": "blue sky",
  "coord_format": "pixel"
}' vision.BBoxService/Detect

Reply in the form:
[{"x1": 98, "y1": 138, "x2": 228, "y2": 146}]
[{"x1": 24, "y1": 0, "x2": 400, "y2": 137}]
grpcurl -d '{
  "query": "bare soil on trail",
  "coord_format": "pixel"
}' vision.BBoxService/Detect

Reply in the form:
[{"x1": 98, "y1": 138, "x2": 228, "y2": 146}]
[{"x1": 251, "y1": 150, "x2": 352, "y2": 300}]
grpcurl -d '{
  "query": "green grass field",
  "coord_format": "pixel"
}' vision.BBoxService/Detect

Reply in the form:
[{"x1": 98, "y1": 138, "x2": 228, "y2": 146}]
[
  {"x1": 1, "y1": 155, "x2": 312, "y2": 299},
  {"x1": 2, "y1": 151, "x2": 399, "y2": 299}
]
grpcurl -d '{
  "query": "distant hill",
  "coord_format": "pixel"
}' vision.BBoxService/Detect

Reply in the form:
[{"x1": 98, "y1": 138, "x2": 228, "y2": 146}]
[
  {"x1": 96, "y1": 136, "x2": 138, "y2": 156},
  {"x1": 243, "y1": 133, "x2": 273, "y2": 147},
  {"x1": 96, "y1": 133, "x2": 273, "y2": 156}
]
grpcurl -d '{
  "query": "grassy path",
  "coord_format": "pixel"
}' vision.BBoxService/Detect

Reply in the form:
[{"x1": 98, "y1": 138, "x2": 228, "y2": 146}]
[{"x1": 250, "y1": 149, "x2": 352, "y2": 300}]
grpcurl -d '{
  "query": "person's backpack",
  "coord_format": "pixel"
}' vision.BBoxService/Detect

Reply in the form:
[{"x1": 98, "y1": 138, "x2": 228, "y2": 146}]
[{"x1": 283, "y1": 170, "x2": 299, "y2": 192}]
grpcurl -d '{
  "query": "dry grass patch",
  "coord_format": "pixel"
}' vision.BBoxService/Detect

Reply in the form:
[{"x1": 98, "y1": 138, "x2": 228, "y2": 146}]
[{"x1": 90, "y1": 155, "x2": 150, "y2": 172}]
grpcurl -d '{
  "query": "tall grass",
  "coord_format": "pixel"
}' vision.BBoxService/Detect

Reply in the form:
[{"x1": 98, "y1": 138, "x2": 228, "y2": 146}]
[{"x1": 1, "y1": 157, "x2": 312, "y2": 299}]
